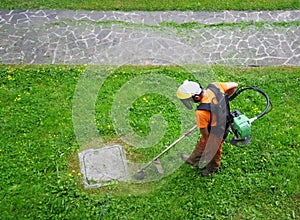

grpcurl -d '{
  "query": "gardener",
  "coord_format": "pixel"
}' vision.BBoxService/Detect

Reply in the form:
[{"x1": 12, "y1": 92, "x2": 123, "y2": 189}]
[{"x1": 176, "y1": 80, "x2": 238, "y2": 176}]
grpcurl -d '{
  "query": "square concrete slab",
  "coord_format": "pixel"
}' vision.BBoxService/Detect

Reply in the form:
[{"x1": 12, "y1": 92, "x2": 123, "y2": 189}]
[{"x1": 78, "y1": 145, "x2": 130, "y2": 188}]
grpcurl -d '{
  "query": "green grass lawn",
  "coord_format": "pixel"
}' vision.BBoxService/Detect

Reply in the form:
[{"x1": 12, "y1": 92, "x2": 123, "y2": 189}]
[
  {"x1": 0, "y1": 0, "x2": 299, "y2": 10},
  {"x1": 0, "y1": 65, "x2": 299, "y2": 219}
]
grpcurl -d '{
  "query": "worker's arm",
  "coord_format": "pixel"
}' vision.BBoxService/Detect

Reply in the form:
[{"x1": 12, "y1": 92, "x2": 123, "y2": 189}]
[{"x1": 226, "y1": 82, "x2": 238, "y2": 96}]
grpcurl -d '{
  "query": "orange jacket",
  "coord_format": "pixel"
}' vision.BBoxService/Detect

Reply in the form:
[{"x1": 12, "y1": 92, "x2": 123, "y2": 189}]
[{"x1": 196, "y1": 82, "x2": 235, "y2": 129}]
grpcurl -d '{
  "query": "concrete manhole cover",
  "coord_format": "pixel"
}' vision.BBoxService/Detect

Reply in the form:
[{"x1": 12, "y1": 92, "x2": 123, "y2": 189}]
[{"x1": 78, "y1": 145, "x2": 130, "y2": 188}]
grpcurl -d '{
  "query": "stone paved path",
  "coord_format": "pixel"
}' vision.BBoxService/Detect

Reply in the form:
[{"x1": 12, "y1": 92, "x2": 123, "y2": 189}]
[{"x1": 0, "y1": 10, "x2": 299, "y2": 66}]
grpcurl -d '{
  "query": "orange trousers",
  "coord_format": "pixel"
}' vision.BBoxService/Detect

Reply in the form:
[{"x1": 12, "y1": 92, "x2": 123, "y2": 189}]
[{"x1": 188, "y1": 134, "x2": 223, "y2": 169}]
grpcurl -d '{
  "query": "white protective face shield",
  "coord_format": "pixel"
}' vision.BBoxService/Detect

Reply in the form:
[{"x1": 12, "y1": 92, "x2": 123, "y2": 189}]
[
  {"x1": 176, "y1": 80, "x2": 202, "y2": 110},
  {"x1": 179, "y1": 97, "x2": 195, "y2": 110}
]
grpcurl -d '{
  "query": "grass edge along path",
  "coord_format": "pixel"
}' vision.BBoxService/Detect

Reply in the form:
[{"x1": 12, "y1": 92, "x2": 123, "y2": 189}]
[
  {"x1": 47, "y1": 19, "x2": 300, "y2": 30},
  {"x1": 0, "y1": 0, "x2": 299, "y2": 11}
]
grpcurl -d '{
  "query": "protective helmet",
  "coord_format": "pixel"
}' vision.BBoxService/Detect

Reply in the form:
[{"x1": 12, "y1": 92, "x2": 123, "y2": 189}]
[{"x1": 176, "y1": 80, "x2": 202, "y2": 110}]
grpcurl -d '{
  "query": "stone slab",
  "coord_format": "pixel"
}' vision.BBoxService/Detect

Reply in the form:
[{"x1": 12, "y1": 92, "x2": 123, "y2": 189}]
[{"x1": 78, "y1": 145, "x2": 130, "y2": 188}]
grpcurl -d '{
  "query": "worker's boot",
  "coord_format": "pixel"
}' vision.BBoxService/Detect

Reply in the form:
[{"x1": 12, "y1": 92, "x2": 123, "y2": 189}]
[
  {"x1": 201, "y1": 166, "x2": 219, "y2": 176},
  {"x1": 180, "y1": 154, "x2": 198, "y2": 167},
  {"x1": 201, "y1": 157, "x2": 220, "y2": 176},
  {"x1": 180, "y1": 154, "x2": 199, "y2": 167}
]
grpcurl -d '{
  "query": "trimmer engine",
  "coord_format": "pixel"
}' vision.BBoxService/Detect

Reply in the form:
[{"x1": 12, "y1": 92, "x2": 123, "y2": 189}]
[
  {"x1": 225, "y1": 86, "x2": 273, "y2": 147},
  {"x1": 231, "y1": 110, "x2": 251, "y2": 139}
]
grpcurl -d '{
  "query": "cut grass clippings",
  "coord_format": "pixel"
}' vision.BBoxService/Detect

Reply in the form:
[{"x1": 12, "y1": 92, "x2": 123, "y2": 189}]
[{"x1": 0, "y1": 65, "x2": 299, "y2": 219}]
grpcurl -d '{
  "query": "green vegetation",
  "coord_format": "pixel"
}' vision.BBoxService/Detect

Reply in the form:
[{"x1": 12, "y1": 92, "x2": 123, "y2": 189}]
[
  {"x1": 159, "y1": 20, "x2": 300, "y2": 29},
  {"x1": 47, "y1": 19, "x2": 300, "y2": 31},
  {"x1": 1, "y1": 65, "x2": 299, "y2": 219},
  {"x1": 0, "y1": 0, "x2": 299, "y2": 11}
]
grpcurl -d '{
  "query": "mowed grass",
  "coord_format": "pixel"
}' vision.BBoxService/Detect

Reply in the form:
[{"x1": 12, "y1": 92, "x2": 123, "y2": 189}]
[
  {"x1": 0, "y1": 65, "x2": 299, "y2": 219},
  {"x1": 0, "y1": 0, "x2": 299, "y2": 10}
]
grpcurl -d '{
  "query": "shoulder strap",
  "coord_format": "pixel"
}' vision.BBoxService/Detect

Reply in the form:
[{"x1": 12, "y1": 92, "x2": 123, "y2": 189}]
[
  {"x1": 207, "y1": 83, "x2": 231, "y2": 113},
  {"x1": 205, "y1": 83, "x2": 233, "y2": 140},
  {"x1": 196, "y1": 84, "x2": 221, "y2": 112},
  {"x1": 207, "y1": 84, "x2": 224, "y2": 101},
  {"x1": 196, "y1": 103, "x2": 210, "y2": 111}
]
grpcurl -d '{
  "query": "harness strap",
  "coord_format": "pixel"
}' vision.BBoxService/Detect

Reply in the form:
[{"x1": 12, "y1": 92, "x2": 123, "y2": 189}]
[
  {"x1": 196, "y1": 84, "x2": 232, "y2": 139},
  {"x1": 197, "y1": 103, "x2": 212, "y2": 132},
  {"x1": 197, "y1": 103, "x2": 210, "y2": 111}
]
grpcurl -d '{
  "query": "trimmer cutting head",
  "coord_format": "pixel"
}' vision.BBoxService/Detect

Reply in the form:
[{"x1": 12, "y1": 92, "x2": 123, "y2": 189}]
[{"x1": 134, "y1": 170, "x2": 146, "y2": 180}]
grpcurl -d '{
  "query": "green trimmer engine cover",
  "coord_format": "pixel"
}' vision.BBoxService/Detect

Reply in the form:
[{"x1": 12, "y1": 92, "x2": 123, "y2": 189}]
[
  {"x1": 232, "y1": 110, "x2": 251, "y2": 139},
  {"x1": 227, "y1": 86, "x2": 273, "y2": 148}
]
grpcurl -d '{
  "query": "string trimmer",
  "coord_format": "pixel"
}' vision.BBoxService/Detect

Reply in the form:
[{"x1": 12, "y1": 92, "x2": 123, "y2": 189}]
[
  {"x1": 134, "y1": 85, "x2": 272, "y2": 180},
  {"x1": 134, "y1": 125, "x2": 197, "y2": 180}
]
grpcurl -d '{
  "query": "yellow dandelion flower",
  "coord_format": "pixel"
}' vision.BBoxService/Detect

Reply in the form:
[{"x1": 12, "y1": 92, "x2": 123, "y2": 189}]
[
  {"x1": 14, "y1": 96, "x2": 21, "y2": 102},
  {"x1": 143, "y1": 97, "x2": 148, "y2": 102},
  {"x1": 260, "y1": 157, "x2": 267, "y2": 163}
]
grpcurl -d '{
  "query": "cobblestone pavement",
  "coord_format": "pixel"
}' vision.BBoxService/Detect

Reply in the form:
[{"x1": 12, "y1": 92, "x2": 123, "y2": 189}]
[{"x1": 0, "y1": 10, "x2": 299, "y2": 65}]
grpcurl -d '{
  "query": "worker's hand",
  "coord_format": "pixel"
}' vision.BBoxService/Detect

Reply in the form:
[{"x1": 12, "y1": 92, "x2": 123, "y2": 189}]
[{"x1": 226, "y1": 82, "x2": 238, "y2": 95}]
